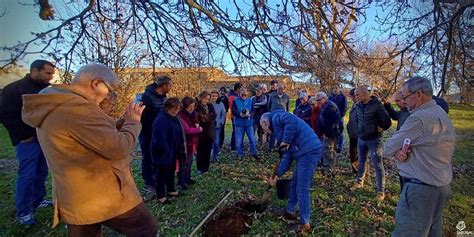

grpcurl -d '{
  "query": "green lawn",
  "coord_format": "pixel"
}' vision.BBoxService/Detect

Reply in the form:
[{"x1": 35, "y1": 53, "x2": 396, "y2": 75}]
[{"x1": 0, "y1": 104, "x2": 472, "y2": 236}]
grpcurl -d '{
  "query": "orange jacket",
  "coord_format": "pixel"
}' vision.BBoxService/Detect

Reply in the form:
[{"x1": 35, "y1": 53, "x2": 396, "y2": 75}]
[{"x1": 22, "y1": 84, "x2": 142, "y2": 227}]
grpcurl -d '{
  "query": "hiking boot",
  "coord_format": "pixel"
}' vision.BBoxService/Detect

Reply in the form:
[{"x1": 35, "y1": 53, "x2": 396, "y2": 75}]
[
  {"x1": 350, "y1": 182, "x2": 364, "y2": 191},
  {"x1": 18, "y1": 213, "x2": 35, "y2": 226},
  {"x1": 35, "y1": 200, "x2": 53, "y2": 208},
  {"x1": 274, "y1": 208, "x2": 297, "y2": 221},
  {"x1": 290, "y1": 223, "x2": 311, "y2": 234},
  {"x1": 376, "y1": 192, "x2": 386, "y2": 202}
]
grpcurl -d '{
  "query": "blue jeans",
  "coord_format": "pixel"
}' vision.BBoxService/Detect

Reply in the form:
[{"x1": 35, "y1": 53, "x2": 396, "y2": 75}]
[
  {"x1": 337, "y1": 120, "x2": 344, "y2": 150},
  {"x1": 356, "y1": 138, "x2": 385, "y2": 192},
  {"x1": 286, "y1": 152, "x2": 320, "y2": 225},
  {"x1": 15, "y1": 138, "x2": 48, "y2": 218},
  {"x1": 235, "y1": 125, "x2": 257, "y2": 157},
  {"x1": 393, "y1": 183, "x2": 451, "y2": 237},
  {"x1": 139, "y1": 134, "x2": 154, "y2": 186},
  {"x1": 212, "y1": 127, "x2": 222, "y2": 161}
]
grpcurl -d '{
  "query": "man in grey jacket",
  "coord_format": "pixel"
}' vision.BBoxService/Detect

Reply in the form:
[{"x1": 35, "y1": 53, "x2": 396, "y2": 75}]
[{"x1": 384, "y1": 76, "x2": 454, "y2": 237}]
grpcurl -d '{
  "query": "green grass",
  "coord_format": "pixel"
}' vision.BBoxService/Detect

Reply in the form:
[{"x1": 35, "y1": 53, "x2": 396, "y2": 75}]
[
  {"x1": 0, "y1": 104, "x2": 472, "y2": 236},
  {"x1": 0, "y1": 125, "x2": 15, "y2": 159}
]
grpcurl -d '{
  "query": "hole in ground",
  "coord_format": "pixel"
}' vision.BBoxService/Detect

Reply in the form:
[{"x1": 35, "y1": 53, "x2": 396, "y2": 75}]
[{"x1": 202, "y1": 199, "x2": 268, "y2": 237}]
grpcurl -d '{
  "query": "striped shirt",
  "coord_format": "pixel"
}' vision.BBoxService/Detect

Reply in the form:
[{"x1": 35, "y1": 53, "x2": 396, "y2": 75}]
[{"x1": 384, "y1": 100, "x2": 455, "y2": 187}]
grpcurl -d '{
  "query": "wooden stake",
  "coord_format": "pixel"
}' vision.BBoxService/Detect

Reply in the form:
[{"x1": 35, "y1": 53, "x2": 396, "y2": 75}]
[{"x1": 189, "y1": 190, "x2": 234, "y2": 237}]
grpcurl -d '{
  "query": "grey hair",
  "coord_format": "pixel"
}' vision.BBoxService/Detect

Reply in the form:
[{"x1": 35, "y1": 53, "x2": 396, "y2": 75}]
[
  {"x1": 260, "y1": 112, "x2": 271, "y2": 124},
  {"x1": 315, "y1": 92, "x2": 328, "y2": 99},
  {"x1": 403, "y1": 76, "x2": 433, "y2": 96},
  {"x1": 72, "y1": 63, "x2": 118, "y2": 85},
  {"x1": 309, "y1": 97, "x2": 318, "y2": 104},
  {"x1": 258, "y1": 83, "x2": 267, "y2": 90}
]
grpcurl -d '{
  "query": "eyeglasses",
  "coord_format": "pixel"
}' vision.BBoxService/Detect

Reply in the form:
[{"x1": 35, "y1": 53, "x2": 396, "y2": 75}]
[
  {"x1": 101, "y1": 81, "x2": 117, "y2": 97},
  {"x1": 401, "y1": 91, "x2": 418, "y2": 101}
]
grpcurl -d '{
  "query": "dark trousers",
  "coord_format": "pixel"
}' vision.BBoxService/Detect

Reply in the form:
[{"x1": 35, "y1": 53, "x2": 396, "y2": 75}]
[
  {"x1": 67, "y1": 202, "x2": 158, "y2": 237},
  {"x1": 219, "y1": 121, "x2": 226, "y2": 148},
  {"x1": 197, "y1": 140, "x2": 213, "y2": 173},
  {"x1": 230, "y1": 119, "x2": 236, "y2": 150},
  {"x1": 155, "y1": 164, "x2": 176, "y2": 199},
  {"x1": 349, "y1": 137, "x2": 358, "y2": 174},
  {"x1": 178, "y1": 153, "x2": 194, "y2": 186},
  {"x1": 138, "y1": 134, "x2": 154, "y2": 186}
]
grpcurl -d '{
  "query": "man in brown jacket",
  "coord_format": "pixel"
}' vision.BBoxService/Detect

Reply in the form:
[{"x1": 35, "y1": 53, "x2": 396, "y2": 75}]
[{"x1": 22, "y1": 63, "x2": 158, "y2": 236}]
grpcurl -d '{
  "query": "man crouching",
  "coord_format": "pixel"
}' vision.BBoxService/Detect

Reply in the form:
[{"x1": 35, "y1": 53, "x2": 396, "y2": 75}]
[{"x1": 261, "y1": 111, "x2": 322, "y2": 234}]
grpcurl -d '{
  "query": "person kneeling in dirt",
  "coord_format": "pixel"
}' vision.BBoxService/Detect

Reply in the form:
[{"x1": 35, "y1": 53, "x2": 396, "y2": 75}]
[{"x1": 261, "y1": 111, "x2": 322, "y2": 233}]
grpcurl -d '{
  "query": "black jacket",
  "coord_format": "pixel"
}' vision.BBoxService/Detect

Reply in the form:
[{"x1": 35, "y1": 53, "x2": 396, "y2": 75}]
[
  {"x1": 346, "y1": 103, "x2": 358, "y2": 138},
  {"x1": 140, "y1": 83, "x2": 167, "y2": 137},
  {"x1": 317, "y1": 100, "x2": 343, "y2": 139},
  {"x1": 355, "y1": 96, "x2": 392, "y2": 140},
  {"x1": 384, "y1": 103, "x2": 410, "y2": 131},
  {"x1": 0, "y1": 75, "x2": 49, "y2": 145}
]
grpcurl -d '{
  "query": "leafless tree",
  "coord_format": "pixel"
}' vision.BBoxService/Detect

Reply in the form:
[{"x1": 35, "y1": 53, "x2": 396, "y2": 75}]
[
  {"x1": 372, "y1": 0, "x2": 473, "y2": 100},
  {"x1": 1, "y1": 0, "x2": 472, "y2": 102}
]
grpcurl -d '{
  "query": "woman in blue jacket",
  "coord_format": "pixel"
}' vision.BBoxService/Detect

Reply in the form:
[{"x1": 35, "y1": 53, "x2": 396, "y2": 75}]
[
  {"x1": 261, "y1": 111, "x2": 322, "y2": 233},
  {"x1": 151, "y1": 98, "x2": 185, "y2": 204}
]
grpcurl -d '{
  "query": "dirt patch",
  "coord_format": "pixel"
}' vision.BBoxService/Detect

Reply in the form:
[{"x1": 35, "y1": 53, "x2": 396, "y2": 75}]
[
  {"x1": 0, "y1": 158, "x2": 17, "y2": 174},
  {"x1": 202, "y1": 199, "x2": 268, "y2": 237}
]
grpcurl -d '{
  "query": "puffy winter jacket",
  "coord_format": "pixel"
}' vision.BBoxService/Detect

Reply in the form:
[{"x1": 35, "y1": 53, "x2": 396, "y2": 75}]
[
  {"x1": 140, "y1": 83, "x2": 167, "y2": 136},
  {"x1": 355, "y1": 96, "x2": 392, "y2": 140}
]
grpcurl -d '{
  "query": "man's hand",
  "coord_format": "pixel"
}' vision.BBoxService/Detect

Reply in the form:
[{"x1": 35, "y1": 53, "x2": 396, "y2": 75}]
[
  {"x1": 267, "y1": 176, "x2": 278, "y2": 187},
  {"x1": 395, "y1": 149, "x2": 409, "y2": 162},
  {"x1": 125, "y1": 102, "x2": 145, "y2": 123},
  {"x1": 279, "y1": 142, "x2": 290, "y2": 151}
]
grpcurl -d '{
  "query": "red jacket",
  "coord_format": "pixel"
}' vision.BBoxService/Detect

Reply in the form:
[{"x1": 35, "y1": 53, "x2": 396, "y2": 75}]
[
  {"x1": 178, "y1": 110, "x2": 201, "y2": 154},
  {"x1": 311, "y1": 105, "x2": 323, "y2": 139}
]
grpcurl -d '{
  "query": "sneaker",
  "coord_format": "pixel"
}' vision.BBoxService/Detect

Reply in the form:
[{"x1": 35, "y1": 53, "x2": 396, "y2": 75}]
[
  {"x1": 350, "y1": 182, "x2": 364, "y2": 191},
  {"x1": 252, "y1": 155, "x2": 260, "y2": 161},
  {"x1": 143, "y1": 185, "x2": 156, "y2": 195},
  {"x1": 376, "y1": 192, "x2": 386, "y2": 202},
  {"x1": 36, "y1": 200, "x2": 53, "y2": 208},
  {"x1": 18, "y1": 213, "x2": 35, "y2": 226}
]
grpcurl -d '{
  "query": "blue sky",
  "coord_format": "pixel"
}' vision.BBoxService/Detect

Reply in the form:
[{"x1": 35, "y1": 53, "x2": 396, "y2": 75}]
[{"x1": 0, "y1": 1, "x2": 388, "y2": 71}]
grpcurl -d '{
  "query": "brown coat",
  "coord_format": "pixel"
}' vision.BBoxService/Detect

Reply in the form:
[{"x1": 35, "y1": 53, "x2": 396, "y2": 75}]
[{"x1": 22, "y1": 84, "x2": 142, "y2": 226}]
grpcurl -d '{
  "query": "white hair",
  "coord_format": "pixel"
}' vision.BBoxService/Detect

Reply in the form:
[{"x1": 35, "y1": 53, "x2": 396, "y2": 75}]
[
  {"x1": 403, "y1": 76, "x2": 433, "y2": 96},
  {"x1": 260, "y1": 112, "x2": 271, "y2": 124},
  {"x1": 315, "y1": 92, "x2": 328, "y2": 99},
  {"x1": 72, "y1": 63, "x2": 118, "y2": 85},
  {"x1": 259, "y1": 83, "x2": 267, "y2": 90}
]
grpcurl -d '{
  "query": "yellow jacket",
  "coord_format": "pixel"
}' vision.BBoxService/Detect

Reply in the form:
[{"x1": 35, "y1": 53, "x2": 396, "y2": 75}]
[{"x1": 22, "y1": 84, "x2": 143, "y2": 227}]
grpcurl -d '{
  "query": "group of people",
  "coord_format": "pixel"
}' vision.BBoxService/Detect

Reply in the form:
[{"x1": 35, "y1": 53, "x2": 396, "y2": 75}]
[{"x1": 0, "y1": 60, "x2": 456, "y2": 237}]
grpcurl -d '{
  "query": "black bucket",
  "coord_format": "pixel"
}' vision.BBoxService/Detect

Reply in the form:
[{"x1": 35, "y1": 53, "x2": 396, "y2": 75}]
[{"x1": 276, "y1": 179, "x2": 291, "y2": 200}]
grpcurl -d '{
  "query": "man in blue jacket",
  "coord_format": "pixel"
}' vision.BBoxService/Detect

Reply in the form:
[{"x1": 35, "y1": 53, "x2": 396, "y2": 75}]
[
  {"x1": 329, "y1": 86, "x2": 347, "y2": 153},
  {"x1": 316, "y1": 92, "x2": 343, "y2": 176},
  {"x1": 261, "y1": 111, "x2": 322, "y2": 234}
]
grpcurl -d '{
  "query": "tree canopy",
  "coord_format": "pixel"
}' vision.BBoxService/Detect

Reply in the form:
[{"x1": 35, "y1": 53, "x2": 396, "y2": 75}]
[{"x1": 1, "y1": 0, "x2": 472, "y2": 101}]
